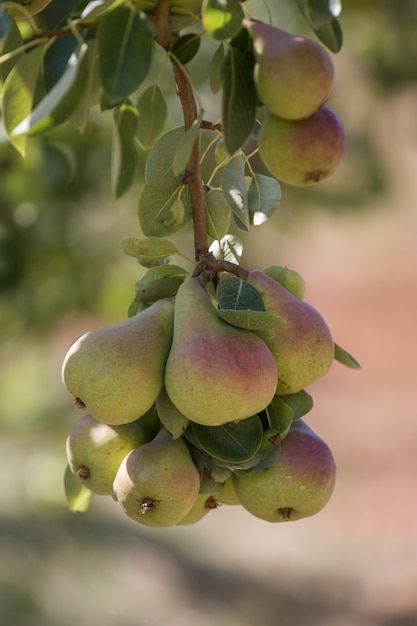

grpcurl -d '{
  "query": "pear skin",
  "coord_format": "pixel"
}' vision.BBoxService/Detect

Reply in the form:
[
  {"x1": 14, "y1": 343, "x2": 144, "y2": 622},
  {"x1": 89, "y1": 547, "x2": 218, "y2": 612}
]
[
  {"x1": 176, "y1": 493, "x2": 219, "y2": 525},
  {"x1": 216, "y1": 476, "x2": 240, "y2": 506},
  {"x1": 113, "y1": 428, "x2": 200, "y2": 527},
  {"x1": 246, "y1": 269, "x2": 334, "y2": 394},
  {"x1": 164, "y1": 277, "x2": 278, "y2": 426},
  {"x1": 258, "y1": 106, "x2": 346, "y2": 186},
  {"x1": 62, "y1": 298, "x2": 174, "y2": 425},
  {"x1": 245, "y1": 20, "x2": 334, "y2": 120},
  {"x1": 232, "y1": 419, "x2": 336, "y2": 522},
  {"x1": 66, "y1": 409, "x2": 159, "y2": 496}
]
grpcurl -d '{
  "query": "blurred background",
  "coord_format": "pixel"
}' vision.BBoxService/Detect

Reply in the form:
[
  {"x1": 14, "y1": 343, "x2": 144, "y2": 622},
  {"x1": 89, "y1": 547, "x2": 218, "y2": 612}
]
[{"x1": 1, "y1": 1, "x2": 417, "y2": 624}]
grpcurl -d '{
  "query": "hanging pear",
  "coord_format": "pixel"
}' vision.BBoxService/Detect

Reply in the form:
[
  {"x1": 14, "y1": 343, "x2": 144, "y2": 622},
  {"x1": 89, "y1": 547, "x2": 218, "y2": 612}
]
[
  {"x1": 113, "y1": 428, "x2": 200, "y2": 527},
  {"x1": 62, "y1": 298, "x2": 174, "y2": 425},
  {"x1": 246, "y1": 270, "x2": 334, "y2": 394},
  {"x1": 244, "y1": 20, "x2": 334, "y2": 121},
  {"x1": 164, "y1": 277, "x2": 278, "y2": 426}
]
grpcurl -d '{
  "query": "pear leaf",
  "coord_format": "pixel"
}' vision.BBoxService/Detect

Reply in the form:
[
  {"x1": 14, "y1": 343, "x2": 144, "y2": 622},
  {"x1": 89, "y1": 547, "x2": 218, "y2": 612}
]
[
  {"x1": 295, "y1": 0, "x2": 343, "y2": 51},
  {"x1": 209, "y1": 42, "x2": 225, "y2": 94},
  {"x1": 191, "y1": 415, "x2": 264, "y2": 463},
  {"x1": 248, "y1": 174, "x2": 281, "y2": 226},
  {"x1": 263, "y1": 265, "x2": 306, "y2": 300},
  {"x1": 111, "y1": 101, "x2": 139, "y2": 198},
  {"x1": 134, "y1": 264, "x2": 188, "y2": 303},
  {"x1": 145, "y1": 126, "x2": 186, "y2": 192},
  {"x1": 136, "y1": 84, "x2": 167, "y2": 149},
  {"x1": 156, "y1": 388, "x2": 190, "y2": 439},
  {"x1": 209, "y1": 234, "x2": 243, "y2": 263},
  {"x1": 172, "y1": 109, "x2": 203, "y2": 176},
  {"x1": 205, "y1": 189, "x2": 231, "y2": 240},
  {"x1": 233, "y1": 443, "x2": 282, "y2": 476},
  {"x1": 81, "y1": 0, "x2": 126, "y2": 19},
  {"x1": 217, "y1": 275, "x2": 265, "y2": 311},
  {"x1": 334, "y1": 343, "x2": 362, "y2": 369},
  {"x1": 221, "y1": 154, "x2": 250, "y2": 231},
  {"x1": 69, "y1": 39, "x2": 102, "y2": 133},
  {"x1": 0, "y1": 15, "x2": 23, "y2": 88},
  {"x1": 64, "y1": 464, "x2": 93, "y2": 513},
  {"x1": 98, "y1": 7, "x2": 154, "y2": 105},
  {"x1": 121, "y1": 236, "x2": 179, "y2": 260},
  {"x1": 171, "y1": 32, "x2": 201, "y2": 65},
  {"x1": 218, "y1": 309, "x2": 285, "y2": 332},
  {"x1": 313, "y1": 18, "x2": 343, "y2": 53},
  {"x1": 222, "y1": 41, "x2": 257, "y2": 154},
  {"x1": 202, "y1": 0, "x2": 244, "y2": 41},
  {"x1": 138, "y1": 184, "x2": 192, "y2": 237},
  {"x1": 265, "y1": 396, "x2": 294, "y2": 440},
  {"x1": 215, "y1": 441, "x2": 278, "y2": 472},
  {"x1": 278, "y1": 390, "x2": 315, "y2": 420},
  {"x1": 186, "y1": 444, "x2": 232, "y2": 491}
]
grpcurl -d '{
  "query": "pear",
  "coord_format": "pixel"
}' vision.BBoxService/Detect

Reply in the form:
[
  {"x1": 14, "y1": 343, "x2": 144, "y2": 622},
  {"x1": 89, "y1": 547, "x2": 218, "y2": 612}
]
[
  {"x1": 232, "y1": 419, "x2": 336, "y2": 522},
  {"x1": 113, "y1": 428, "x2": 200, "y2": 527},
  {"x1": 244, "y1": 20, "x2": 334, "y2": 121},
  {"x1": 263, "y1": 265, "x2": 306, "y2": 300},
  {"x1": 216, "y1": 476, "x2": 240, "y2": 506},
  {"x1": 258, "y1": 106, "x2": 346, "y2": 186},
  {"x1": 176, "y1": 493, "x2": 219, "y2": 526},
  {"x1": 246, "y1": 269, "x2": 334, "y2": 394},
  {"x1": 62, "y1": 298, "x2": 174, "y2": 425},
  {"x1": 66, "y1": 408, "x2": 160, "y2": 496},
  {"x1": 164, "y1": 277, "x2": 278, "y2": 426}
]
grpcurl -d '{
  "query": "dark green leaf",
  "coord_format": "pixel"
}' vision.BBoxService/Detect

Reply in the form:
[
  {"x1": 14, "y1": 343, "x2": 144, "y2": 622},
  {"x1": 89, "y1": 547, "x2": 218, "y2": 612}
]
[
  {"x1": 265, "y1": 396, "x2": 294, "y2": 440},
  {"x1": 111, "y1": 101, "x2": 139, "y2": 198},
  {"x1": 64, "y1": 464, "x2": 93, "y2": 513},
  {"x1": 334, "y1": 343, "x2": 362, "y2": 369},
  {"x1": 202, "y1": 0, "x2": 244, "y2": 41},
  {"x1": 136, "y1": 84, "x2": 167, "y2": 149},
  {"x1": 43, "y1": 35, "x2": 78, "y2": 92},
  {"x1": 218, "y1": 308, "x2": 285, "y2": 332},
  {"x1": 209, "y1": 42, "x2": 225, "y2": 93},
  {"x1": 217, "y1": 275, "x2": 265, "y2": 311},
  {"x1": 121, "y1": 236, "x2": 179, "y2": 260},
  {"x1": 296, "y1": 0, "x2": 341, "y2": 26},
  {"x1": 134, "y1": 264, "x2": 188, "y2": 303},
  {"x1": 186, "y1": 443, "x2": 232, "y2": 491},
  {"x1": 247, "y1": 174, "x2": 281, "y2": 225},
  {"x1": 98, "y1": 7, "x2": 154, "y2": 105},
  {"x1": 69, "y1": 39, "x2": 102, "y2": 132},
  {"x1": 233, "y1": 443, "x2": 281, "y2": 475},
  {"x1": 191, "y1": 415, "x2": 263, "y2": 463},
  {"x1": 0, "y1": 14, "x2": 23, "y2": 88},
  {"x1": 313, "y1": 18, "x2": 343, "y2": 53},
  {"x1": 138, "y1": 184, "x2": 193, "y2": 236},
  {"x1": 171, "y1": 32, "x2": 201, "y2": 65},
  {"x1": 222, "y1": 45, "x2": 257, "y2": 154},
  {"x1": 278, "y1": 390, "x2": 314, "y2": 420},
  {"x1": 221, "y1": 154, "x2": 249, "y2": 230}
]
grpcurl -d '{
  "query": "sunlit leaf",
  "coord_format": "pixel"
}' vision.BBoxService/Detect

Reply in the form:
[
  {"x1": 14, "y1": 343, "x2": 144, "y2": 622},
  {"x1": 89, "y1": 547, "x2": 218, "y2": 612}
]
[
  {"x1": 111, "y1": 100, "x2": 139, "y2": 198},
  {"x1": 138, "y1": 184, "x2": 193, "y2": 236},
  {"x1": 202, "y1": 0, "x2": 244, "y2": 41},
  {"x1": 209, "y1": 234, "x2": 242, "y2": 263},
  {"x1": 81, "y1": 0, "x2": 127, "y2": 19},
  {"x1": 221, "y1": 154, "x2": 249, "y2": 231},
  {"x1": 98, "y1": 7, "x2": 154, "y2": 105},
  {"x1": 247, "y1": 174, "x2": 281, "y2": 225},
  {"x1": 64, "y1": 464, "x2": 93, "y2": 513},
  {"x1": 121, "y1": 236, "x2": 179, "y2": 260},
  {"x1": 136, "y1": 84, "x2": 167, "y2": 149}
]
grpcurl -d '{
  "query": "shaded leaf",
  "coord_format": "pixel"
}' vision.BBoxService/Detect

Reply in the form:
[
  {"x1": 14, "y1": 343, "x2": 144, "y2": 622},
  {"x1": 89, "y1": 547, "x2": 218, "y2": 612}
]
[
  {"x1": 218, "y1": 309, "x2": 285, "y2": 332},
  {"x1": 313, "y1": 18, "x2": 343, "y2": 53},
  {"x1": 247, "y1": 174, "x2": 281, "y2": 226},
  {"x1": 98, "y1": 7, "x2": 154, "y2": 105},
  {"x1": 145, "y1": 126, "x2": 185, "y2": 192},
  {"x1": 209, "y1": 42, "x2": 225, "y2": 94},
  {"x1": 265, "y1": 396, "x2": 294, "y2": 440},
  {"x1": 138, "y1": 184, "x2": 193, "y2": 236},
  {"x1": 278, "y1": 390, "x2": 314, "y2": 420},
  {"x1": 136, "y1": 84, "x2": 167, "y2": 149},
  {"x1": 209, "y1": 234, "x2": 242, "y2": 264},
  {"x1": 202, "y1": 0, "x2": 244, "y2": 41},
  {"x1": 205, "y1": 188, "x2": 231, "y2": 240},
  {"x1": 334, "y1": 343, "x2": 362, "y2": 369},
  {"x1": 0, "y1": 13, "x2": 23, "y2": 87},
  {"x1": 121, "y1": 236, "x2": 179, "y2": 260},
  {"x1": 64, "y1": 464, "x2": 93, "y2": 513},
  {"x1": 296, "y1": 0, "x2": 343, "y2": 51},
  {"x1": 172, "y1": 109, "x2": 203, "y2": 176},
  {"x1": 221, "y1": 154, "x2": 249, "y2": 231},
  {"x1": 43, "y1": 35, "x2": 79, "y2": 92},
  {"x1": 134, "y1": 264, "x2": 188, "y2": 303},
  {"x1": 191, "y1": 415, "x2": 263, "y2": 463},
  {"x1": 81, "y1": 0, "x2": 127, "y2": 19},
  {"x1": 69, "y1": 39, "x2": 102, "y2": 133},
  {"x1": 111, "y1": 101, "x2": 139, "y2": 198},
  {"x1": 217, "y1": 274, "x2": 265, "y2": 311},
  {"x1": 186, "y1": 443, "x2": 231, "y2": 492},
  {"x1": 171, "y1": 32, "x2": 201, "y2": 65}
]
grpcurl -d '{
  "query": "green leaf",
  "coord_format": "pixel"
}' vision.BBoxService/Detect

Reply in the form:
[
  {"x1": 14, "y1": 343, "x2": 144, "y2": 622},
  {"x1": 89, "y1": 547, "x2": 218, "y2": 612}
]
[
  {"x1": 64, "y1": 464, "x2": 93, "y2": 513},
  {"x1": 221, "y1": 42, "x2": 257, "y2": 154},
  {"x1": 217, "y1": 274, "x2": 265, "y2": 311},
  {"x1": 69, "y1": 39, "x2": 102, "y2": 133},
  {"x1": 138, "y1": 184, "x2": 193, "y2": 236},
  {"x1": 42, "y1": 35, "x2": 78, "y2": 92},
  {"x1": 136, "y1": 84, "x2": 167, "y2": 149},
  {"x1": 209, "y1": 234, "x2": 242, "y2": 264},
  {"x1": 12, "y1": 43, "x2": 90, "y2": 137},
  {"x1": 111, "y1": 101, "x2": 139, "y2": 198},
  {"x1": 278, "y1": 390, "x2": 314, "y2": 420},
  {"x1": 134, "y1": 264, "x2": 188, "y2": 303},
  {"x1": 156, "y1": 388, "x2": 189, "y2": 439},
  {"x1": 247, "y1": 174, "x2": 281, "y2": 226},
  {"x1": 209, "y1": 43, "x2": 225, "y2": 94},
  {"x1": 191, "y1": 415, "x2": 264, "y2": 463},
  {"x1": 1, "y1": 43, "x2": 45, "y2": 155},
  {"x1": 202, "y1": 0, "x2": 244, "y2": 41},
  {"x1": 81, "y1": 0, "x2": 127, "y2": 19},
  {"x1": 205, "y1": 189, "x2": 231, "y2": 240},
  {"x1": 171, "y1": 32, "x2": 201, "y2": 65},
  {"x1": 98, "y1": 7, "x2": 154, "y2": 105},
  {"x1": 0, "y1": 13, "x2": 23, "y2": 88},
  {"x1": 218, "y1": 309, "x2": 285, "y2": 332},
  {"x1": 265, "y1": 396, "x2": 294, "y2": 440},
  {"x1": 221, "y1": 154, "x2": 249, "y2": 231},
  {"x1": 145, "y1": 126, "x2": 186, "y2": 193},
  {"x1": 263, "y1": 265, "x2": 306, "y2": 300},
  {"x1": 186, "y1": 443, "x2": 231, "y2": 491},
  {"x1": 121, "y1": 236, "x2": 179, "y2": 260},
  {"x1": 334, "y1": 343, "x2": 362, "y2": 369},
  {"x1": 313, "y1": 18, "x2": 343, "y2": 53},
  {"x1": 172, "y1": 109, "x2": 203, "y2": 176},
  {"x1": 295, "y1": 0, "x2": 343, "y2": 52}
]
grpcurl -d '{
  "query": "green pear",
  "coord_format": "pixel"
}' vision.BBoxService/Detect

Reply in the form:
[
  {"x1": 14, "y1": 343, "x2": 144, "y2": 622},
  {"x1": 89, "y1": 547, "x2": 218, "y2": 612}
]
[
  {"x1": 5, "y1": 0, "x2": 53, "y2": 19},
  {"x1": 232, "y1": 419, "x2": 336, "y2": 522},
  {"x1": 246, "y1": 269, "x2": 334, "y2": 394},
  {"x1": 66, "y1": 408, "x2": 160, "y2": 496},
  {"x1": 216, "y1": 476, "x2": 240, "y2": 506},
  {"x1": 258, "y1": 106, "x2": 346, "y2": 186},
  {"x1": 113, "y1": 428, "x2": 200, "y2": 527},
  {"x1": 164, "y1": 277, "x2": 278, "y2": 426},
  {"x1": 244, "y1": 20, "x2": 334, "y2": 121},
  {"x1": 62, "y1": 298, "x2": 174, "y2": 425},
  {"x1": 263, "y1": 265, "x2": 306, "y2": 300},
  {"x1": 176, "y1": 493, "x2": 219, "y2": 525}
]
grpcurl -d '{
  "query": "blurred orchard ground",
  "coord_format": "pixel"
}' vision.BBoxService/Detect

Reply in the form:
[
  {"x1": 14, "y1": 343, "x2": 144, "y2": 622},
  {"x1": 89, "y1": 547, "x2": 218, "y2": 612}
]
[{"x1": 1, "y1": 1, "x2": 417, "y2": 625}]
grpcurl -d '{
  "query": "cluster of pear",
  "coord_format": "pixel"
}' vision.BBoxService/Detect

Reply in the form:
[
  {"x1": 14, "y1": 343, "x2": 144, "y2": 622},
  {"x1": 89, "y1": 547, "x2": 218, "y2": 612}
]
[
  {"x1": 244, "y1": 20, "x2": 346, "y2": 186},
  {"x1": 63, "y1": 267, "x2": 337, "y2": 527}
]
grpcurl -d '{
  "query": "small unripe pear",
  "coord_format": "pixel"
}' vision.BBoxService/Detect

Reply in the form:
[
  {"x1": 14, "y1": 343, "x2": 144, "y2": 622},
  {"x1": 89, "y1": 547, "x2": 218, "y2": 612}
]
[
  {"x1": 216, "y1": 476, "x2": 240, "y2": 506},
  {"x1": 176, "y1": 493, "x2": 219, "y2": 525},
  {"x1": 258, "y1": 106, "x2": 346, "y2": 186},
  {"x1": 245, "y1": 20, "x2": 334, "y2": 121},
  {"x1": 233, "y1": 420, "x2": 336, "y2": 522}
]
